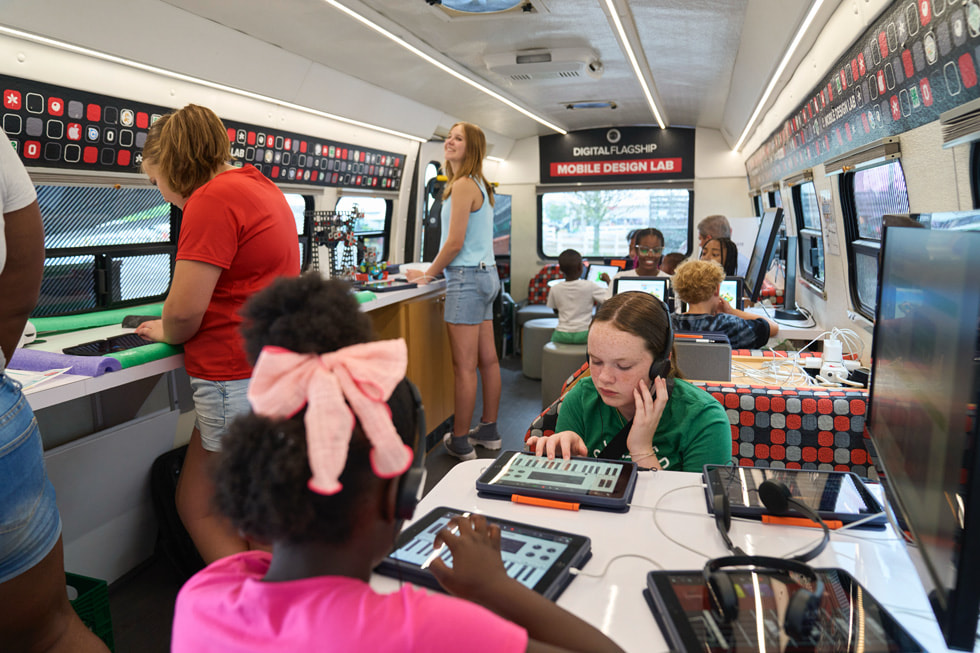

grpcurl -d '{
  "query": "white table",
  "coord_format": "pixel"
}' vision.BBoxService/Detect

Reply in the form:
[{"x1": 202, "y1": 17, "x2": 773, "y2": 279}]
[{"x1": 372, "y1": 460, "x2": 953, "y2": 652}]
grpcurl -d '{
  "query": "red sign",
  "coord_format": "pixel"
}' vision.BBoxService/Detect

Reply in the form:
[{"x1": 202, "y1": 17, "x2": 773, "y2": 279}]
[{"x1": 549, "y1": 158, "x2": 682, "y2": 177}]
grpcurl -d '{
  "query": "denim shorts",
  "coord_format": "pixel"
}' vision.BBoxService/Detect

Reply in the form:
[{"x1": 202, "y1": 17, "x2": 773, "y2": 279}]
[
  {"x1": 444, "y1": 265, "x2": 500, "y2": 325},
  {"x1": 189, "y1": 377, "x2": 251, "y2": 453},
  {"x1": 0, "y1": 374, "x2": 62, "y2": 584}
]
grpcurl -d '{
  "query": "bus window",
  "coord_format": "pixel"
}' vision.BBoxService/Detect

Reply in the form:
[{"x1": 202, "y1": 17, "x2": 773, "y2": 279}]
[
  {"x1": 334, "y1": 195, "x2": 393, "y2": 263},
  {"x1": 841, "y1": 159, "x2": 909, "y2": 320},
  {"x1": 767, "y1": 190, "x2": 782, "y2": 209},
  {"x1": 284, "y1": 193, "x2": 313, "y2": 270},
  {"x1": 538, "y1": 187, "x2": 692, "y2": 259},
  {"x1": 36, "y1": 184, "x2": 175, "y2": 316},
  {"x1": 792, "y1": 181, "x2": 825, "y2": 289}
]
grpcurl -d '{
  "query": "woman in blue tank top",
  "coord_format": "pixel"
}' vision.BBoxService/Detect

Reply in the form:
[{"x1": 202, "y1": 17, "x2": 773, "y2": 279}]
[{"x1": 404, "y1": 122, "x2": 501, "y2": 461}]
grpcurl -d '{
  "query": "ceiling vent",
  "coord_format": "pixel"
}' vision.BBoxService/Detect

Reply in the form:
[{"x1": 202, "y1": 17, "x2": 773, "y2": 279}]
[{"x1": 485, "y1": 48, "x2": 602, "y2": 82}]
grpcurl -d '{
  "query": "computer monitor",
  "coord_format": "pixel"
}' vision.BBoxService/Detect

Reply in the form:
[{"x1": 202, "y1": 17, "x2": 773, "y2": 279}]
[
  {"x1": 583, "y1": 263, "x2": 622, "y2": 286},
  {"x1": 612, "y1": 276, "x2": 669, "y2": 303},
  {"x1": 867, "y1": 226, "x2": 980, "y2": 651},
  {"x1": 743, "y1": 208, "x2": 783, "y2": 303}
]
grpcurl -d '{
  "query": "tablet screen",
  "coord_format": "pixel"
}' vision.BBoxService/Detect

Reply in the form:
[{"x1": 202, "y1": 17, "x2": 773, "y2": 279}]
[
  {"x1": 646, "y1": 568, "x2": 924, "y2": 651},
  {"x1": 479, "y1": 451, "x2": 630, "y2": 498},
  {"x1": 584, "y1": 264, "x2": 621, "y2": 286},
  {"x1": 719, "y1": 277, "x2": 742, "y2": 310},
  {"x1": 377, "y1": 507, "x2": 591, "y2": 599},
  {"x1": 612, "y1": 276, "x2": 668, "y2": 301},
  {"x1": 703, "y1": 465, "x2": 884, "y2": 525}
]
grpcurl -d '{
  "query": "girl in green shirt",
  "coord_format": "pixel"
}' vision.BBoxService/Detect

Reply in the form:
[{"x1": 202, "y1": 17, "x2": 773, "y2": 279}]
[{"x1": 526, "y1": 292, "x2": 731, "y2": 471}]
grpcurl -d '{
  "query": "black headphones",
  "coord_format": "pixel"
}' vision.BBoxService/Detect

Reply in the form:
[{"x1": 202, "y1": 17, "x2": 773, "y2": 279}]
[
  {"x1": 713, "y1": 477, "x2": 830, "y2": 563},
  {"x1": 702, "y1": 554, "x2": 826, "y2": 640},
  {"x1": 394, "y1": 379, "x2": 427, "y2": 520},
  {"x1": 648, "y1": 293, "x2": 674, "y2": 382}
]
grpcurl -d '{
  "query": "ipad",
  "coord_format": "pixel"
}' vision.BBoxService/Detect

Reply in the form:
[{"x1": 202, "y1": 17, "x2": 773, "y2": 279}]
[
  {"x1": 612, "y1": 276, "x2": 669, "y2": 302},
  {"x1": 375, "y1": 506, "x2": 591, "y2": 600},
  {"x1": 62, "y1": 333, "x2": 151, "y2": 356},
  {"x1": 355, "y1": 279, "x2": 417, "y2": 293},
  {"x1": 645, "y1": 568, "x2": 925, "y2": 651},
  {"x1": 476, "y1": 450, "x2": 638, "y2": 511},
  {"x1": 703, "y1": 465, "x2": 886, "y2": 528},
  {"x1": 583, "y1": 263, "x2": 621, "y2": 286},
  {"x1": 719, "y1": 276, "x2": 743, "y2": 310}
]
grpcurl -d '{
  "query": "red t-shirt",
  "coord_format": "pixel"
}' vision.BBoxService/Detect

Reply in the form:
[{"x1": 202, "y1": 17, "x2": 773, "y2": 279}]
[{"x1": 177, "y1": 166, "x2": 300, "y2": 380}]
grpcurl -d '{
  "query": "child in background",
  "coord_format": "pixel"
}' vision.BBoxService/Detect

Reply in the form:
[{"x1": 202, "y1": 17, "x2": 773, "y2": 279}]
[
  {"x1": 659, "y1": 252, "x2": 685, "y2": 275},
  {"x1": 548, "y1": 249, "x2": 609, "y2": 344},
  {"x1": 671, "y1": 259, "x2": 777, "y2": 349},
  {"x1": 699, "y1": 237, "x2": 738, "y2": 276},
  {"x1": 615, "y1": 228, "x2": 669, "y2": 279},
  {"x1": 171, "y1": 273, "x2": 623, "y2": 653}
]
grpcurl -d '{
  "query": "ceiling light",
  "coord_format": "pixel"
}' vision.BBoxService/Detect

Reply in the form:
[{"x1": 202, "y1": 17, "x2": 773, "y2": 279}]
[
  {"x1": 323, "y1": 0, "x2": 567, "y2": 134},
  {"x1": 734, "y1": 0, "x2": 825, "y2": 152},
  {"x1": 486, "y1": 155, "x2": 505, "y2": 163},
  {"x1": 600, "y1": 0, "x2": 666, "y2": 129},
  {"x1": 565, "y1": 100, "x2": 616, "y2": 110},
  {"x1": 439, "y1": 0, "x2": 524, "y2": 13},
  {"x1": 0, "y1": 24, "x2": 427, "y2": 143}
]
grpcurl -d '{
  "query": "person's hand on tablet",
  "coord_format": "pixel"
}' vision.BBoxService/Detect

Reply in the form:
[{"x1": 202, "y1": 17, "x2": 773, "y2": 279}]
[
  {"x1": 526, "y1": 430, "x2": 589, "y2": 460},
  {"x1": 428, "y1": 514, "x2": 508, "y2": 599}
]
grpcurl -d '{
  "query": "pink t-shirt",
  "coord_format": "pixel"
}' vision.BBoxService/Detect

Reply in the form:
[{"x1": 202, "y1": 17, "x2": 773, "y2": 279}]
[{"x1": 171, "y1": 551, "x2": 529, "y2": 652}]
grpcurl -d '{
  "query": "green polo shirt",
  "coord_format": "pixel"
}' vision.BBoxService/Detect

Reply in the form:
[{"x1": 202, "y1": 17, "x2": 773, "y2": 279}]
[{"x1": 555, "y1": 377, "x2": 732, "y2": 472}]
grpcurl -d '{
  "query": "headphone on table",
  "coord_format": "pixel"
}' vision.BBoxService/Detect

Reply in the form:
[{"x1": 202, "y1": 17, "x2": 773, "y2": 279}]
[
  {"x1": 702, "y1": 554, "x2": 826, "y2": 640},
  {"x1": 705, "y1": 478, "x2": 830, "y2": 640},
  {"x1": 712, "y1": 478, "x2": 830, "y2": 562},
  {"x1": 394, "y1": 378, "x2": 427, "y2": 520}
]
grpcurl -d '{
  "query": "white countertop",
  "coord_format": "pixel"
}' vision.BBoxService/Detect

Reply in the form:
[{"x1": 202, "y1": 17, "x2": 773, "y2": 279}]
[
  {"x1": 371, "y1": 460, "x2": 952, "y2": 652},
  {"x1": 17, "y1": 282, "x2": 446, "y2": 410}
]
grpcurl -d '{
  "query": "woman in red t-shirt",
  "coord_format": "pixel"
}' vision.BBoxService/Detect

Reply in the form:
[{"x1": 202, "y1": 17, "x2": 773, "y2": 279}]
[{"x1": 137, "y1": 104, "x2": 299, "y2": 562}]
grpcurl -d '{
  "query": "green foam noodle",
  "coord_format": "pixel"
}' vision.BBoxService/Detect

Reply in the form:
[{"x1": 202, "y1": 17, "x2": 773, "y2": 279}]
[
  {"x1": 30, "y1": 304, "x2": 165, "y2": 335},
  {"x1": 108, "y1": 342, "x2": 182, "y2": 369}
]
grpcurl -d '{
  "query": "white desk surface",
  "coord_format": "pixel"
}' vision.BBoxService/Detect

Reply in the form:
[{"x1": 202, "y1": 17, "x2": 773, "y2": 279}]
[
  {"x1": 357, "y1": 278, "x2": 447, "y2": 312},
  {"x1": 744, "y1": 305, "x2": 826, "y2": 343},
  {"x1": 20, "y1": 323, "x2": 184, "y2": 411},
  {"x1": 372, "y1": 460, "x2": 952, "y2": 652}
]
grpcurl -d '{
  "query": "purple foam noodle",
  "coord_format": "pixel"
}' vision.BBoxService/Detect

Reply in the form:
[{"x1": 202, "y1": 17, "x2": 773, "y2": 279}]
[{"x1": 8, "y1": 348, "x2": 122, "y2": 377}]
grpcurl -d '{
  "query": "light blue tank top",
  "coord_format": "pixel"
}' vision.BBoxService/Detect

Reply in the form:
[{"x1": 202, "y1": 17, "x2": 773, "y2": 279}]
[{"x1": 440, "y1": 176, "x2": 495, "y2": 267}]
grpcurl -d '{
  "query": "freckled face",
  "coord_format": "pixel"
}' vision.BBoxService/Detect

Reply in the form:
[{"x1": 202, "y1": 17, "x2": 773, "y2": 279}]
[
  {"x1": 701, "y1": 240, "x2": 724, "y2": 266},
  {"x1": 587, "y1": 322, "x2": 654, "y2": 412},
  {"x1": 143, "y1": 161, "x2": 186, "y2": 209},
  {"x1": 444, "y1": 125, "x2": 467, "y2": 167}
]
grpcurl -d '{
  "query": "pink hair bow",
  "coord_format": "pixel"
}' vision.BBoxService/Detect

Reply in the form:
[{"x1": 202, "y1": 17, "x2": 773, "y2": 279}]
[{"x1": 247, "y1": 339, "x2": 412, "y2": 495}]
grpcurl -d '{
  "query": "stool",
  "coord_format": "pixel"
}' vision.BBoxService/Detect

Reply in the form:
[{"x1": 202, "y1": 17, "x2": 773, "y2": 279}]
[
  {"x1": 515, "y1": 304, "x2": 556, "y2": 354},
  {"x1": 541, "y1": 342, "x2": 589, "y2": 409},
  {"x1": 521, "y1": 318, "x2": 558, "y2": 379}
]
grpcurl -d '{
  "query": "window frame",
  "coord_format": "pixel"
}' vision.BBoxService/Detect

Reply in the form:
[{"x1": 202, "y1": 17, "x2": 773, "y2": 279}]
[
  {"x1": 971, "y1": 141, "x2": 980, "y2": 210},
  {"x1": 789, "y1": 177, "x2": 825, "y2": 291},
  {"x1": 334, "y1": 194, "x2": 394, "y2": 262},
  {"x1": 839, "y1": 158, "x2": 910, "y2": 321},
  {"x1": 34, "y1": 181, "x2": 178, "y2": 316},
  {"x1": 535, "y1": 184, "x2": 694, "y2": 261}
]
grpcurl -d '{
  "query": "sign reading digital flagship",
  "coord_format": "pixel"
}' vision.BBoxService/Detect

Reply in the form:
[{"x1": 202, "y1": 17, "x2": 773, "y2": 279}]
[{"x1": 539, "y1": 126, "x2": 694, "y2": 184}]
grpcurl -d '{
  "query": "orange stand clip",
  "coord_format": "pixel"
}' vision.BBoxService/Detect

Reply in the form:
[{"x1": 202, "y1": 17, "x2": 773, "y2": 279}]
[{"x1": 511, "y1": 494, "x2": 580, "y2": 511}]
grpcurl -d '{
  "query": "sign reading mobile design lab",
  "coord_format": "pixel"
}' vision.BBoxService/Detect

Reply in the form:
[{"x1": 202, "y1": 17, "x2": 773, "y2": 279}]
[{"x1": 539, "y1": 126, "x2": 694, "y2": 184}]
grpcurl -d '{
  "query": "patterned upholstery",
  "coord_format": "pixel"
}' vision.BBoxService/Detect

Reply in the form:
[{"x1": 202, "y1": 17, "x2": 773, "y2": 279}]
[
  {"x1": 524, "y1": 370, "x2": 875, "y2": 479},
  {"x1": 526, "y1": 264, "x2": 563, "y2": 305},
  {"x1": 693, "y1": 381, "x2": 874, "y2": 478}
]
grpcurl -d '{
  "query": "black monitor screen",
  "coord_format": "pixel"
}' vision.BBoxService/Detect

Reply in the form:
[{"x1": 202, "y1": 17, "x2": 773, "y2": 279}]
[
  {"x1": 743, "y1": 208, "x2": 782, "y2": 303},
  {"x1": 868, "y1": 226, "x2": 980, "y2": 650}
]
